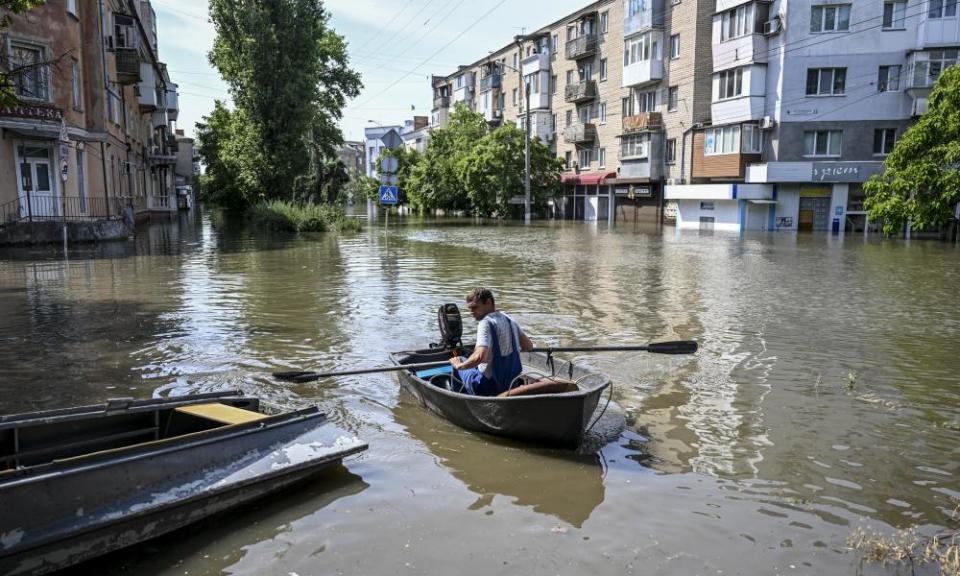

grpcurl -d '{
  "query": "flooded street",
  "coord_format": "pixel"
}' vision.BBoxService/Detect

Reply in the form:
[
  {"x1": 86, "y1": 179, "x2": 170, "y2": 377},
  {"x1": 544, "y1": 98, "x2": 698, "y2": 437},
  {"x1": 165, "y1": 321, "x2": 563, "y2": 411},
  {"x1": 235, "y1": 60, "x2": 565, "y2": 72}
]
[{"x1": 1, "y1": 212, "x2": 958, "y2": 575}]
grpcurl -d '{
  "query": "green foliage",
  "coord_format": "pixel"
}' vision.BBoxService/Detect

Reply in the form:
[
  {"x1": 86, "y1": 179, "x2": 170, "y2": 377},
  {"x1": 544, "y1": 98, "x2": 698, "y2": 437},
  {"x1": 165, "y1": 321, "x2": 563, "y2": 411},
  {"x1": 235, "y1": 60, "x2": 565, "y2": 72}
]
[
  {"x1": 203, "y1": 0, "x2": 361, "y2": 205},
  {"x1": 345, "y1": 175, "x2": 380, "y2": 202},
  {"x1": 248, "y1": 200, "x2": 362, "y2": 233},
  {"x1": 376, "y1": 146, "x2": 421, "y2": 205},
  {"x1": 0, "y1": 0, "x2": 45, "y2": 107},
  {"x1": 196, "y1": 101, "x2": 248, "y2": 210},
  {"x1": 404, "y1": 104, "x2": 563, "y2": 217},
  {"x1": 864, "y1": 66, "x2": 960, "y2": 234}
]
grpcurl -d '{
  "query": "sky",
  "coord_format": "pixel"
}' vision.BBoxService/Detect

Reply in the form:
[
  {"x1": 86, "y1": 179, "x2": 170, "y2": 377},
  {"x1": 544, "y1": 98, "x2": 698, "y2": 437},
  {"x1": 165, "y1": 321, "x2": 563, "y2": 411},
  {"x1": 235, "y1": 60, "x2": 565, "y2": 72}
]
[{"x1": 151, "y1": 0, "x2": 590, "y2": 142}]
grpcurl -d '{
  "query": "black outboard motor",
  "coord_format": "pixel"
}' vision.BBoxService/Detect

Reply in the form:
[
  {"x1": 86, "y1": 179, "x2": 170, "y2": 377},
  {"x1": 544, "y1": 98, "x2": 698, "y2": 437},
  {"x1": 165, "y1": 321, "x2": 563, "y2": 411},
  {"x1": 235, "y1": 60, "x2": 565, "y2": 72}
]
[{"x1": 437, "y1": 303, "x2": 463, "y2": 350}]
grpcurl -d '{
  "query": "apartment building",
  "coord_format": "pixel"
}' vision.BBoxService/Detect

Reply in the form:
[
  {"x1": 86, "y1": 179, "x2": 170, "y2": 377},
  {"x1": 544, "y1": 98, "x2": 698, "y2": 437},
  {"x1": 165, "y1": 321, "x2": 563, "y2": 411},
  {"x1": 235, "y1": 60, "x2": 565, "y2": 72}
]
[
  {"x1": 0, "y1": 0, "x2": 181, "y2": 240},
  {"x1": 431, "y1": 0, "x2": 719, "y2": 222},
  {"x1": 667, "y1": 0, "x2": 957, "y2": 233}
]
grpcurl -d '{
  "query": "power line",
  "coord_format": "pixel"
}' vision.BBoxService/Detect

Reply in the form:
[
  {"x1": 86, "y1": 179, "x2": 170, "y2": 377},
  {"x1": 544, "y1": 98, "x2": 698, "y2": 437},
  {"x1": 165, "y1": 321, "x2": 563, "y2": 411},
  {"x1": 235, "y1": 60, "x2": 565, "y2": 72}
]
[{"x1": 350, "y1": 0, "x2": 417, "y2": 54}]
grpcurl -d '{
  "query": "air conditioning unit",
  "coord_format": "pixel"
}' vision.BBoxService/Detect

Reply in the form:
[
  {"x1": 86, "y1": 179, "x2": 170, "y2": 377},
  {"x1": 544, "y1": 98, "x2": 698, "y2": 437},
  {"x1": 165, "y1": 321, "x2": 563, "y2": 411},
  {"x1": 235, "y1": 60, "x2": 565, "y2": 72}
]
[
  {"x1": 759, "y1": 116, "x2": 775, "y2": 130},
  {"x1": 763, "y1": 17, "x2": 782, "y2": 36},
  {"x1": 911, "y1": 98, "x2": 929, "y2": 117}
]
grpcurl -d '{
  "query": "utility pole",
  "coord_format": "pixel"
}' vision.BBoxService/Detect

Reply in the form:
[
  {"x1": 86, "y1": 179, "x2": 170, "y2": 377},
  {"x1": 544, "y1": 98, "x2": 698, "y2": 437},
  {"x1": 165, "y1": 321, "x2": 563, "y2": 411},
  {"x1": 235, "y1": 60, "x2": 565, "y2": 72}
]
[{"x1": 515, "y1": 35, "x2": 532, "y2": 224}]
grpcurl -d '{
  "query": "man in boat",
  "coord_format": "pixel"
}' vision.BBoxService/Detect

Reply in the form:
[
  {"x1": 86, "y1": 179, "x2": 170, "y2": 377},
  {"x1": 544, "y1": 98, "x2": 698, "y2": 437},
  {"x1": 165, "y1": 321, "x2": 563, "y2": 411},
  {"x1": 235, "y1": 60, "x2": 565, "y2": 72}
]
[{"x1": 450, "y1": 288, "x2": 534, "y2": 396}]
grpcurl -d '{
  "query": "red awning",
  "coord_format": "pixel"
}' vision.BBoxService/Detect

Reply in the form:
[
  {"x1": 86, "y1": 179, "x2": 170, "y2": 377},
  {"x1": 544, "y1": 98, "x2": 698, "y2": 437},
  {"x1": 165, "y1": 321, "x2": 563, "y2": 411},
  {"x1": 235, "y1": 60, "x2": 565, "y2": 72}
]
[{"x1": 561, "y1": 171, "x2": 617, "y2": 186}]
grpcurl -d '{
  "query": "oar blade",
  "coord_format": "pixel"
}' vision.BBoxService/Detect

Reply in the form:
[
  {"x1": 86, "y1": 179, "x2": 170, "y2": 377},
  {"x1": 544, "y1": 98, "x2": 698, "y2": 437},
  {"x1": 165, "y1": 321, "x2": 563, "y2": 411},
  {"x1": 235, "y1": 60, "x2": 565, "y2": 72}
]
[
  {"x1": 273, "y1": 371, "x2": 319, "y2": 382},
  {"x1": 646, "y1": 340, "x2": 699, "y2": 355}
]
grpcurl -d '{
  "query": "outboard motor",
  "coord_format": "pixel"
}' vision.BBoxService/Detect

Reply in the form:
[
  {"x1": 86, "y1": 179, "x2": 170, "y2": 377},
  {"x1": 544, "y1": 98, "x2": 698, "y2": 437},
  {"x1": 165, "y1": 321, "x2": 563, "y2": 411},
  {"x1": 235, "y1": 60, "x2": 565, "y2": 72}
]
[{"x1": 437, "y1": 303, "x2": 463, "y2": 351}]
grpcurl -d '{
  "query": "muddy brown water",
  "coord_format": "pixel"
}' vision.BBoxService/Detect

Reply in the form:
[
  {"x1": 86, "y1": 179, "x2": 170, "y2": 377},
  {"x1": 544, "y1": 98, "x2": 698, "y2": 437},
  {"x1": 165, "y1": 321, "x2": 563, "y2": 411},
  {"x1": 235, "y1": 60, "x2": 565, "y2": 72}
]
[{"x1": 0, "y1": 211, "x2": 957, "y2": 575}]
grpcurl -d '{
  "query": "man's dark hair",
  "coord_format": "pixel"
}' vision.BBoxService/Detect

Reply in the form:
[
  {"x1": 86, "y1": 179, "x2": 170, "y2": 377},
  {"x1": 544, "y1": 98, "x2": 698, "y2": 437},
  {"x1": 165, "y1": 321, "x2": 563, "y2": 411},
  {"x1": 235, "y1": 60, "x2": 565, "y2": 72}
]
[{"x1": 466, "y1": 287, "x2": 495, "y2": 305}]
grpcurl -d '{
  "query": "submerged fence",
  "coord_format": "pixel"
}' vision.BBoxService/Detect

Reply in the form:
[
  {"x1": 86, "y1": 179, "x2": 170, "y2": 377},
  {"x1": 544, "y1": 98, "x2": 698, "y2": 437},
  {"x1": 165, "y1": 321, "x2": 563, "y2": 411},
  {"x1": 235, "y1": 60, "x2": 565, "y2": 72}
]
[{"x1": 0, "y1": 195, "x2": 126, "y2": 225}]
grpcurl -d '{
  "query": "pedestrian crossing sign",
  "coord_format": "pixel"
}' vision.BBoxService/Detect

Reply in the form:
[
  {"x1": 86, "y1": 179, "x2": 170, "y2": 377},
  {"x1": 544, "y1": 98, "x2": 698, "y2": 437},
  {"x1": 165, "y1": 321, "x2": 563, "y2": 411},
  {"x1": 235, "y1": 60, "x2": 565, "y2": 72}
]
[{"x1": 378, "y1": 185, "x2": 399, "y2": 205}]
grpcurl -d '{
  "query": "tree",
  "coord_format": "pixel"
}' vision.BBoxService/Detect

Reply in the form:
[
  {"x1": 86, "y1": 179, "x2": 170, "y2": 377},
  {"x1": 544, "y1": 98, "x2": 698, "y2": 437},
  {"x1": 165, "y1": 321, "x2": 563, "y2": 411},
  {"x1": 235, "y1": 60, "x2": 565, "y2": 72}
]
[
  {"x1": 195, "y1": 101, "x2": 247, "y2": 210},
  {"x1": 864, "y1": 66, "x2": 960, "y2": 235},
  {"x1": 376, "y1": 146, "x2": 421, "y2": 205},
  {"x1": 207, "y1": 0, "x2": 361, "y2": 203},
  {"x1": 0, "y1": 1, "x2": 46, "y2": 107}
]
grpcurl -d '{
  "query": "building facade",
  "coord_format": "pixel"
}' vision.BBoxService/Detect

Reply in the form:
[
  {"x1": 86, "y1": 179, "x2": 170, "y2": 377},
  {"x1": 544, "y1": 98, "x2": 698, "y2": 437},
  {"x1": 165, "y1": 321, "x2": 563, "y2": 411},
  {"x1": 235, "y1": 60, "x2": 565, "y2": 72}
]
[
  {"x1": 430, "y1": 0, "x2": 956, "y2": 232},
  {"x1": 0, "y1": 0, "x2": 181, "y2": 238}
]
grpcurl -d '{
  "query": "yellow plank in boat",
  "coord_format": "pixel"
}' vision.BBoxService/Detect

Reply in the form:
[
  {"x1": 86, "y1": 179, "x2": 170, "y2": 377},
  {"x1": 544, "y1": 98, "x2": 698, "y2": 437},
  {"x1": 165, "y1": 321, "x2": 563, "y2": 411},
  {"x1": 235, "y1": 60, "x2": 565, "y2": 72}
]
[{"x1": 175, "y1": 403, "x2": 268, "y2": 425}]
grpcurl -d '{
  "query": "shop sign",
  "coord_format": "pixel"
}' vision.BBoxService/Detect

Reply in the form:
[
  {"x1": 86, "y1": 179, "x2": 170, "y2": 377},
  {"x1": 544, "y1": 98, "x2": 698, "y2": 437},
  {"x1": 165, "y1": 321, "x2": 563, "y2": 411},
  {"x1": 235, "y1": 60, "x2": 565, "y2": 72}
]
[
  {"x1": 812, "y1": 162, "x2": 883, "y2": 183},
  {"x1": 0, "y1": 104, "x2": 64, "y2": 121}
]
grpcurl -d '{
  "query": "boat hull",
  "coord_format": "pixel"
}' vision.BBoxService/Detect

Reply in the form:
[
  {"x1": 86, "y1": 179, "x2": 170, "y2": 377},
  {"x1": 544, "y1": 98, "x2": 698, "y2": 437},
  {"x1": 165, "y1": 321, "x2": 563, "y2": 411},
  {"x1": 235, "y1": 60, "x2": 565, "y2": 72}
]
[{"x1": 392, "y1": 349, "x2": 610, "y2": 447}]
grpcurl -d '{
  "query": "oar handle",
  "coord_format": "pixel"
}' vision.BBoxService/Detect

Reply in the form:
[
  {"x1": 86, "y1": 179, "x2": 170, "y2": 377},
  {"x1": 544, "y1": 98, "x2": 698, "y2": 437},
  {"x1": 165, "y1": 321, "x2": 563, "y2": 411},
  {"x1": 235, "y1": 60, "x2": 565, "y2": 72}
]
[
  {"x1": 531, "y1": 340, "x2": 698, "y2": 355},
  {"x1": 273, "y1": 360, "x2": 452, "y2": 383}
]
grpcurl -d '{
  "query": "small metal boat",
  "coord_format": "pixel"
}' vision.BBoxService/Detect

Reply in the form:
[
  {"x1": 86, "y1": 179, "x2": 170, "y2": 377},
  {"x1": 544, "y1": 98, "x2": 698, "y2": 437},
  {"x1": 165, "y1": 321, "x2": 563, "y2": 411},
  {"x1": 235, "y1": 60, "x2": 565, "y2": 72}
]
[
  {"x1": 0, "y1": 391, "x2": 367, "y2": 575},
  {"x1": 390, "y1": 346, "x2": 612, "y2": 447}
]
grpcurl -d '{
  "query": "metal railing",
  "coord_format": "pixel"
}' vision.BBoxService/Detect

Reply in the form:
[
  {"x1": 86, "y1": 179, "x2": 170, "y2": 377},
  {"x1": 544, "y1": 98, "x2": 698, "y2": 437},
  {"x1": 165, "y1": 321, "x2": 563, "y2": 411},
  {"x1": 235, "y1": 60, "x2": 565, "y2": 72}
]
[
  {"x1": 564, "y1": 80, "x2": 597, "y2": 103},
  {"x1": 565, "y1": 35, "x2": 598, "y2": 60},
  {"x1": 563, "y1": 122, "x2": 597, "y2": 144},
  {"x1": 115, "y1": 47, "x2": 141, "y2": 85},
  {"x1": 480, "y1": 73, "x2": 502, "y2": 91},
  {"x1": 622, "y1": 112, "x2": 663, "y2": 133},
  {"x1": 0, "y1": 195, "x2": 124, "y2": 225},
  {"x1": 433, "y1": 95, "x2": 450, "y2": 109}
]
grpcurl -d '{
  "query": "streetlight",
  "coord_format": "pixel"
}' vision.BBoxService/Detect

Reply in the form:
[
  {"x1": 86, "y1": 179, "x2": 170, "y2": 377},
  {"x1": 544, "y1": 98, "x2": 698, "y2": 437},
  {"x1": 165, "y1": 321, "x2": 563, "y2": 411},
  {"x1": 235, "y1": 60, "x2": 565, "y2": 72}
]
[{"x1": 508, "y1": 36, "x2": 533, "y2": 224}]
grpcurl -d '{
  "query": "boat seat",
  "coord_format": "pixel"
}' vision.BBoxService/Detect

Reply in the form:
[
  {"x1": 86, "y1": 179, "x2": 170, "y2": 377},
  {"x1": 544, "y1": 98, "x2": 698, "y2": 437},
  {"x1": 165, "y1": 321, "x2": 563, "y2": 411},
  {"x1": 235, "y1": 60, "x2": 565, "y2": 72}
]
[
  {"x1": 498, "y1": 379, "x2": 578, "y2": 397},
  {"x1": 174, "y1": 403, "x2": 268, "y2": 426}
]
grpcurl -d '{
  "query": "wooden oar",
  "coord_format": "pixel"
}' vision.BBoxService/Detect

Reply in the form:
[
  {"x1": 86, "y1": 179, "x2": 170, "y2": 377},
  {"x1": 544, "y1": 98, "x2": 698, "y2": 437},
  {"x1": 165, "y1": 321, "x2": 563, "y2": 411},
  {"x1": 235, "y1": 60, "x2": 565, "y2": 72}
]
[
  {"x1": 273, "y1": 360, "x2": 452, "y2": 383},
  {"x1": 532, "y1": 340, "x2": 698, "y2": 355}
]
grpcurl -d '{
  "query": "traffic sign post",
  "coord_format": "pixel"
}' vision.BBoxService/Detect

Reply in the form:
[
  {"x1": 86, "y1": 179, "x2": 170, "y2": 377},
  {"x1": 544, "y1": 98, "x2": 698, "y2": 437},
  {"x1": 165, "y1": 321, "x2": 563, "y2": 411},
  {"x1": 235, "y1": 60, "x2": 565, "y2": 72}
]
[{"x1": 378, "y1": 185, "x2": 398, "y2": 205}]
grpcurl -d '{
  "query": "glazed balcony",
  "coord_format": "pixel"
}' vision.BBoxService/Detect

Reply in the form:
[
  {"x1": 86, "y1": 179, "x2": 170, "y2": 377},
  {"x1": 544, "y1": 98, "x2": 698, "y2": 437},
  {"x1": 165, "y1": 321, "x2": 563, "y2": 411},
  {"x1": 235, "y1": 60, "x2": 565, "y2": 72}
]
[
  {"x1": 480, "y1": 73, "x2": 502, "y2": 92},
  {"x1": 564, "y1": 80, "x2": 597, "y2": 103},
  {"x1": 565, "y1": 35, "x2": 598, "y2": 60},
  {"x1": 563, "y1": 122, "x2": 596, "y2": 144}
]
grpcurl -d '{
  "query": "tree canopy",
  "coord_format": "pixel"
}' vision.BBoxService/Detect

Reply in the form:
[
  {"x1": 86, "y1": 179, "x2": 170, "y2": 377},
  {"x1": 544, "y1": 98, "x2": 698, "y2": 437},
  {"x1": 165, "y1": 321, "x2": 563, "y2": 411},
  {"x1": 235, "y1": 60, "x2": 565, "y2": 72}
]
[
  {"x1": 200, "y1": 0, "x2": 361, "y2": 207},
  {"x1": 864, "y1": 66, "x2": 960, "y2": 234}
]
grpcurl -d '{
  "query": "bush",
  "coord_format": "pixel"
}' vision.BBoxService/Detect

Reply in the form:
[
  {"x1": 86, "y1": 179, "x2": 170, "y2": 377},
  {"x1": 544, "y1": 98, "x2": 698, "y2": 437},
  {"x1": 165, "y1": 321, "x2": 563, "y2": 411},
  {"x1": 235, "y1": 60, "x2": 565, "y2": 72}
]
[{"x1": 248, "y1": 200, "x2": 361, "y2": 233}]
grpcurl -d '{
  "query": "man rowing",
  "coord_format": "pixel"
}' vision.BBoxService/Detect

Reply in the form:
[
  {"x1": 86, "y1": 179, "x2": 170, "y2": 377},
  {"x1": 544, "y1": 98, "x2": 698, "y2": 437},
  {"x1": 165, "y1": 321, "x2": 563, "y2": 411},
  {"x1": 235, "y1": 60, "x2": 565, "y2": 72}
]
[{"x1": 450, "y1": 288, "x2": 534, "y2": 396}]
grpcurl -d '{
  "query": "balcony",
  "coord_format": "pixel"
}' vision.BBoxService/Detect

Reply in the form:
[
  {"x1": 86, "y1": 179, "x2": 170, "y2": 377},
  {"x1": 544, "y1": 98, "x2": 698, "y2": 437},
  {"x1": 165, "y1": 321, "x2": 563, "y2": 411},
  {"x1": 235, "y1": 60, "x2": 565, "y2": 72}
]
[
  {"x1": 483, "y1": 107, "x2": 503, "y2": 123},
  {"x1": 622, "y1": 112, "x2": 662, "y2": 133},
  {"x1": 565, "y1": 35, "x2": 597, "y2": 60},
  {"x1": 564, "y1": 80, "x2": 597, "y2": 103},
  {"x1": 137, "y1": 63, "x2": 159, "y2": 111},
  {"x1": 624, "y1": 0, "x2": 665, "y2": 36},
  {"x1": 563, "y1": 122, "x2": 596, "y2": 144},
  {"x1": 115, "y1": 47, "x2": 141, "y2": 85},
  {"x1": 166, "y1": 85, "x2": 179, "y2": 122},
  {"x1": 622, "y1": 57, "x2": 663, "y2": 87},
  {"x1": 480, "y1": 73, "x2": 502, "y2": 92},
  {"x1": 521, "y1": 52, "x2": 550, "y2": 75},
  {"x1": 433, "y1": 95, "x2": 450, "y2": 109},
  {"x1": 713, "y1": 34, "x2": 768, "y2": 71}
]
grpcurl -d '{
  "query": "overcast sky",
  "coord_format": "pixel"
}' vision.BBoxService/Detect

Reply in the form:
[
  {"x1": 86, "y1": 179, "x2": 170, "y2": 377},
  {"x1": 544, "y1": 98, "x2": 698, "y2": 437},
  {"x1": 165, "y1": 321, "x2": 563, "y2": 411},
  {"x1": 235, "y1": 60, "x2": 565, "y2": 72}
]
[{"x1": 152, "y1": 0, "x2": 588, "y2": 142}]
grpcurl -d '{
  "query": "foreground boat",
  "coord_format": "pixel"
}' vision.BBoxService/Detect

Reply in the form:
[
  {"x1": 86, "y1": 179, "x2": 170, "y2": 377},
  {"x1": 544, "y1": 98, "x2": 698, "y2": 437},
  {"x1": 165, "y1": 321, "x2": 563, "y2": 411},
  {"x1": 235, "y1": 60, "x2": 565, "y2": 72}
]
[
  {"x1": 390, "y1": 346, "x2": 611, "y2": 447},
  {"x1": 0, "y1": 391, "x2": 367, "y2": 576}
]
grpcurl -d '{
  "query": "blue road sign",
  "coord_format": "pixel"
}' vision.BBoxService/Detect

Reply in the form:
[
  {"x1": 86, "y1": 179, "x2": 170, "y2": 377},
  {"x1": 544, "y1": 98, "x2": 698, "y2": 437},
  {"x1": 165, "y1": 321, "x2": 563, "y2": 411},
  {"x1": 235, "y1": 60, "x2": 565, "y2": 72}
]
[{"x1": 378, "y1": 185, "x2": 399, "y2": 205}]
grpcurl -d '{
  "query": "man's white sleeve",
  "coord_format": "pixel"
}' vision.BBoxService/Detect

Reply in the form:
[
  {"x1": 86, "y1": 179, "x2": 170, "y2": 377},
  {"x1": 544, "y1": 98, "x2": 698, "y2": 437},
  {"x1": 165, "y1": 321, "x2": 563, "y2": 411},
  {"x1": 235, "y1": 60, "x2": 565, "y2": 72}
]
[{"x1": 476, "y1": 319, "x2": 491, "y2": 348}]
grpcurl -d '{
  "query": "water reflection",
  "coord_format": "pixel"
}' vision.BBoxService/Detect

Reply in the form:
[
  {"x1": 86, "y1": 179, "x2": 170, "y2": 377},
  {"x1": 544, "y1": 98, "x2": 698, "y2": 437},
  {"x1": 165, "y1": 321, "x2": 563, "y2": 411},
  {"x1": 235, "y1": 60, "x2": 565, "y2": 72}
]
[{"x1": 393, "y1": 395, "x2": 606, "y2": 528}]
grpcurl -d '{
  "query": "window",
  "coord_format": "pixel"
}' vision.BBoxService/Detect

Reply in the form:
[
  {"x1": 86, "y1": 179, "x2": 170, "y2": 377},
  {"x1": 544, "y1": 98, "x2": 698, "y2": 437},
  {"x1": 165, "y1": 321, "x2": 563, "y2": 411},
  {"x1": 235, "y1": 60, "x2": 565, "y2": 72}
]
[
  {"x1": 114, "y1": 13, "x2": 137, "y2": 48},
  {"x1": 925, "y1": 49, "x2": 959, "y2": 85},
  {"x1": 716, "y1": 68, "x2": 744, "y2": 100},
  {"x1": 668, "y1": 86, "x2": 679, "y2": 110},
  {"x1": 670, "y1": 34, "x2": 680, "y2": 59},
  {"x1": 810, "y1": 5, "x2": 851, "y2": 33},
  {"x1": 579, "y1": 148, "x2": 593, "y2": 168},
  {"x1": 566, "y1": 70, "x2": 574, "y2": 86},
  {"x1": 600, "y1": 11, "x2": 609, "y2": 33},
  {"x1": 565, "y1": 151, "x2": 573, "y2": 169},
  {"x1": 567, "y1": 25, "x2": 575, "y2": 42},
  {"x1": 628, "y1": 0, "x2": 644, "y2": 17},
  {"x1": 552, "y1": 114, "x2": 557, "y2": 130},
  {"x1": 700, "y1": 202, "x2": 715, "y2": 210},
  {"x1": 803, "y1": 130, "x2": 842, "y2": 156},
  {"x1": 71, "y1": 60, "x2": 82, "y2": 109},
  {"x1": 598, "y1": 147, "x2": 606, "y2": 168},
  {"x1": 579, "y1": 62, "x2": 593, "y2": 81},
  {"x1": 512, "y1": 88, "x2": 517, "y2": 105},
  {"x1": 622, "y1": 96, "x2": 632, "y2": 117},
  {"x1": 455, "y1": 75, "x2": 464, "y2": 89},
  {"x1": 806, "y1": 68, "x2": 846, "y2": 95},
  {"x1": 878, "y1": 65, "x2": 901, "y2": 91},
  {"x1": 566, "y1": 110, "x2": 572, "y2": 126},
  {"x1": 513, "y1": 52, "x2": 518, "y2": 69},
  {"x1": 883, "y1": 1, "x2": 907, "y2": 28},
  {"x1": 525, "y1": 72, "x2": 540, "y2": 94},
  {"x1": 874, "y1": 129, "x2": 896, "y2": 154},
  {"x1": 666, "y1": 138, "x2": 677, "y2": 163},
  {"x1": 637, "y1": 89, "x2": 657, "y2": 112},
  {"x1": 551, "y1": 74, "x2": 557, "y2": 94},
  {"x1": 742, "y1": 124, "x2": 762, "y2": 153},
  {"x1": 721, "y1": 3, "x2": 755, "y2": 40},
  {"x1": 600, "y1": 58, "x2": 608, "y2": 81},
  {"x1": 599, "y1": 102, "x2": 607, "y2": 124},
  {"x1": 66, "y1": 0, "x2": 77, "y2": 16},
  {"x1": 621, "y1": 133, "x2": 651, "y2": 158},
  {"x1": 624, "y1": 32, "x2": 660, "y2": 66},
  {"x1": 552, "y1": 34, "x2": 558, "y2": 54},
  {"x1": 704, "y1": 126, "x2": 738, "y2": 155},
  {"x1": 929, "y1": 0, "x2": 958, "y2": 18},
  {"x1": 10, "y1": 43, "x2": 49, "y2": 101}
]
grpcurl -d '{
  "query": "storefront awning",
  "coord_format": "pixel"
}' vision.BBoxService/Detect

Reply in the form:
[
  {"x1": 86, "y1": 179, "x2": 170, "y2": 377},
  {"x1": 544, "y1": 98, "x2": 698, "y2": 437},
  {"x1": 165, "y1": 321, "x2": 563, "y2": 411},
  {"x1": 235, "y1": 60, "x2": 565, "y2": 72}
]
[{"x1": 561, "y1": 171, "x2": 617, "y2": 186}]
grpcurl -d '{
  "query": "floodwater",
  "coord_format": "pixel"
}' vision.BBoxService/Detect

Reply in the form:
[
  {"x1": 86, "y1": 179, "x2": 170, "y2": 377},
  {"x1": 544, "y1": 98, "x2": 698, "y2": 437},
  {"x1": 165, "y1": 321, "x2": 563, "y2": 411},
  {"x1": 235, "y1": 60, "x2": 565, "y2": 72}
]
[{"x1": 0, "y1": 211, "x2": 958, "y2": 576}]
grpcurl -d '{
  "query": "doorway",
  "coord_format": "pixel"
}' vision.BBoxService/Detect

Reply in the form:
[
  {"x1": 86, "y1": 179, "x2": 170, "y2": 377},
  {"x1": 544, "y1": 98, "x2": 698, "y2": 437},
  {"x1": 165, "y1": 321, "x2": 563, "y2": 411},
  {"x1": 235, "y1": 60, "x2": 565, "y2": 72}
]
[
  {"x1": 16, "y1": 143, "x2": 58, "y2": 219},
  {"x1": 798, "y1": 195, "x2": 831, "y2": 232}
]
